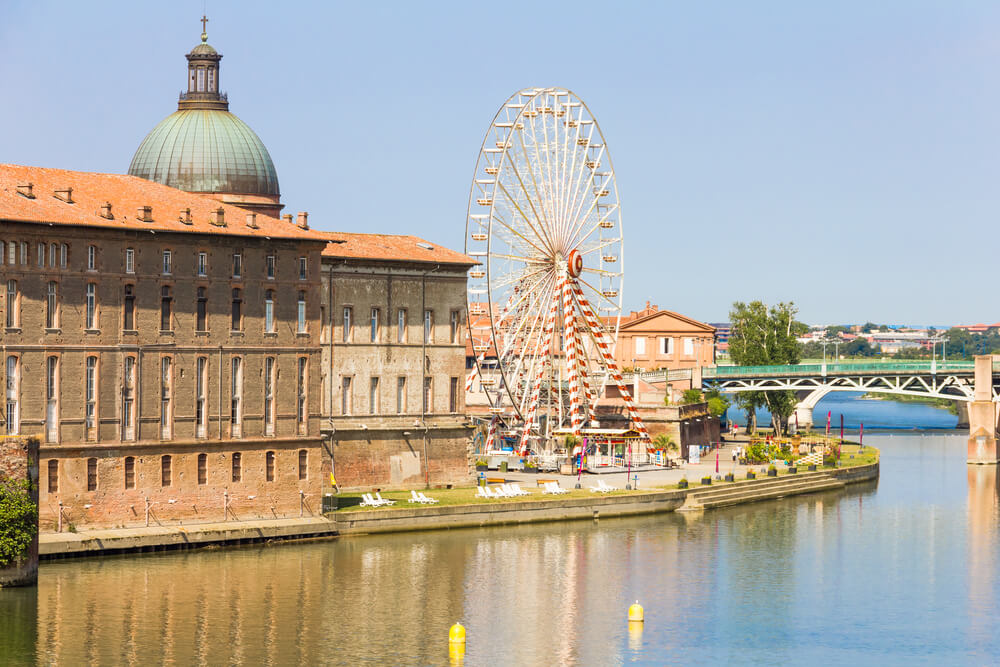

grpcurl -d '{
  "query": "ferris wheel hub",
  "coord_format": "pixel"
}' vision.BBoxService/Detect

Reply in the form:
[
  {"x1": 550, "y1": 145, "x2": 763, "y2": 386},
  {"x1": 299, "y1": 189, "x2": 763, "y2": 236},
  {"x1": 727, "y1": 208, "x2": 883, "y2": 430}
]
[{"x1": 567, "y1": 249, "x2": 583, "y2": 278}]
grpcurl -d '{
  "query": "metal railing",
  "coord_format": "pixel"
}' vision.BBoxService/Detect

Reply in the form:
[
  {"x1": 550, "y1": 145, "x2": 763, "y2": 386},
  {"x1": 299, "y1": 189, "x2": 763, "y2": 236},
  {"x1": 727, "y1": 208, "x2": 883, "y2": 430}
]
[{"x1": 703, "y1": 360, "x2": 975, "y2": 378}]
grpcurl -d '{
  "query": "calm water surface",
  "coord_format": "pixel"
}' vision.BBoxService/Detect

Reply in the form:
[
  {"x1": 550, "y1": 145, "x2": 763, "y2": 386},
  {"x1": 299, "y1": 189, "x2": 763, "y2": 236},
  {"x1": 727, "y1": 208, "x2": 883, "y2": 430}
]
[{"x1": 2, "y1": 433, "x2": 999, "y2": 666}]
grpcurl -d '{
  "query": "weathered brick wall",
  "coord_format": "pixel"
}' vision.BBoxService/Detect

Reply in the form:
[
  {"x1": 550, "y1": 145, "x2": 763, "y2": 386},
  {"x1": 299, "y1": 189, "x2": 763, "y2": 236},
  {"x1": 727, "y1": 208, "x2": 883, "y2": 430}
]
[
  {"x1": 37, "y1": 438, "x2": 326, "y2": 530},
  {"x1": 0, "y1": 436, "x2": 39, "y2": 587}
]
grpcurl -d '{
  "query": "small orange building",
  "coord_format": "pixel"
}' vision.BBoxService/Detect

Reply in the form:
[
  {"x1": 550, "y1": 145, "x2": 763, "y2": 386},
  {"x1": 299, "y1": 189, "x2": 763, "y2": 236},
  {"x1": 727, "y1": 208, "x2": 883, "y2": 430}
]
[{"x1": 610, "y1": 302, "x2": 715, "y2": 372}]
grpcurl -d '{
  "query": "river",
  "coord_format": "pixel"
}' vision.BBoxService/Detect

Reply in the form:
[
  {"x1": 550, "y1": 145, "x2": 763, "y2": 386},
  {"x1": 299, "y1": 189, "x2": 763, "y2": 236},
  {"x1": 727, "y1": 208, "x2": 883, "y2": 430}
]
[{"x1": 2, "y1": 433, "x2": 998, "y2": 665}]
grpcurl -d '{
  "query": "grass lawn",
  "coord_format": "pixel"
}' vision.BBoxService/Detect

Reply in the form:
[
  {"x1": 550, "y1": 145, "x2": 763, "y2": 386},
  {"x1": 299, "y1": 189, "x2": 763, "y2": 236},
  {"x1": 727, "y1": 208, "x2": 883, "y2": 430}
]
[{"x1": 332, "y1": 481, "x2": 655, "y2": 512}]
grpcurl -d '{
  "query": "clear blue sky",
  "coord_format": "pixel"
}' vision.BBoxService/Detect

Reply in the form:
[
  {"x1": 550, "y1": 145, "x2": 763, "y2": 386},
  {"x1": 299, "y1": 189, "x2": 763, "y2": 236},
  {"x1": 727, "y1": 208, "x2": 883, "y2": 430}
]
[{"x1": 3, "y1": 1, "x2": 999, "y2": 326}]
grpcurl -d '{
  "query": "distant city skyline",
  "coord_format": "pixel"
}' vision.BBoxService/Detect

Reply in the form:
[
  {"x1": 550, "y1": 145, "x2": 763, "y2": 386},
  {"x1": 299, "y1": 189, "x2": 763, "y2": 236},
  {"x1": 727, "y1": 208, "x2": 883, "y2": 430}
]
[{"x1": 3, "y1": 1, "x2": 999, "y2": 324}]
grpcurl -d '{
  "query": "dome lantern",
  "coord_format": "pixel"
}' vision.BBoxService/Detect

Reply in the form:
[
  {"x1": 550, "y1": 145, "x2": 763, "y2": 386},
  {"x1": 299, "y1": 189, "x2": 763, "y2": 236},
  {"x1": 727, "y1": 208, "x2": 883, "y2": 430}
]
[{"x1": 179, "y1": 15, "x2": 227, "y2": 111}]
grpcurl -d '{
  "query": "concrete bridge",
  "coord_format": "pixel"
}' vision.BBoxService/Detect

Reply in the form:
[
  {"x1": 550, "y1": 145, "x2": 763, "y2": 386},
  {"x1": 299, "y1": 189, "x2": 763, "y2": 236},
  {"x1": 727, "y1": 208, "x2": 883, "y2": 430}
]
[{"x1": 629, "y1": 357, "x2": 1000, "y2": 464}]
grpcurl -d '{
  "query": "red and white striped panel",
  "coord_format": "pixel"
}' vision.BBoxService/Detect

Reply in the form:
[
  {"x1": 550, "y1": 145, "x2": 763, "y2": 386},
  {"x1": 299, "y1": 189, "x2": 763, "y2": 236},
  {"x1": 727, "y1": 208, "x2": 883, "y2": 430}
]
[
  {"x1": 562, "y1": 279, "x2": 583, "y2": 434},
  {"x1": 519, "y1": 284, "x2": 560, "y2": 450},
  {"x1": 485, "y1": 415, "x2": 499, "y2": 451},
  {"x1": 569, "y1": 282, "x2": 650, "y2": 440},
  {"x1": 573, "y1": 319, "x2": 597, "y2": 425}
]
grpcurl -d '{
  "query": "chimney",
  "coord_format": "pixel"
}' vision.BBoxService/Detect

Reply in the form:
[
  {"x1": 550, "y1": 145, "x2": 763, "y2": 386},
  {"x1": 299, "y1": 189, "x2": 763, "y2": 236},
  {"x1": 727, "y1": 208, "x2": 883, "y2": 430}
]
[
  {"x1": 15, "y1": 183, "x2": 34, "y2": 199},
  {"x1": 296, "y1": 211, "x2": 309, "y2": 229},
  {"x1": 210, "y1": 207, "x2": 226, "y2": 227},
  {"x1": 99, "y1": 202, "x2": 114, "y2": 220},
  {"x1": 179, "y1": 208, "x2": 192, "y2": 225},
  {"x1": 137, "y1": 206, "x2": 153, "y2": 222},
  {"x1": 245, "y1": 212, "x2": 258, "y2": 229},
  {"x1": 283, "y1": 213, "x2": 293, "y2": 225},
  {"x1": 53, "y1": 187, "x2": 74, "y2": 204}
]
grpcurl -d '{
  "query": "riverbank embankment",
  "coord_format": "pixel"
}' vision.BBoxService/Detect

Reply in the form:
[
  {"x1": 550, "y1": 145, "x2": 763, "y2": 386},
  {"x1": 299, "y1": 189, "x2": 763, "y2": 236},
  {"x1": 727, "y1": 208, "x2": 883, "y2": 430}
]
[{"x1": 38, "y1": 458, "x2": 878, "y2": 558}]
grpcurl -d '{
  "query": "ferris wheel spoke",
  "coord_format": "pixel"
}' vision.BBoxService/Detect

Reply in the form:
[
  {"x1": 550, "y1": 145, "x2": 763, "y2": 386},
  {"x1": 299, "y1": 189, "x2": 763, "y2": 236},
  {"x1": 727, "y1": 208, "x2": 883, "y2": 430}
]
[
  {"x1": 559, "y1": 124, "x2": 596, "y2": 247},
  {"x1": 493, "y1": 183, "x2": 553, "y2": 256},
  {"x1": 505, "y1": 144, "x2": 558, "y2": 254}
]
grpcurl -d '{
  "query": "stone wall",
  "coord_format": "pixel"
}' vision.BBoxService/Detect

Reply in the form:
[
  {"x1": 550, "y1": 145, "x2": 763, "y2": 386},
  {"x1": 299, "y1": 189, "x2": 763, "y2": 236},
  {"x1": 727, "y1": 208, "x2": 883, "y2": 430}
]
[{"x1": 0, "y1": 436, "x2": 39, "y2": 587}]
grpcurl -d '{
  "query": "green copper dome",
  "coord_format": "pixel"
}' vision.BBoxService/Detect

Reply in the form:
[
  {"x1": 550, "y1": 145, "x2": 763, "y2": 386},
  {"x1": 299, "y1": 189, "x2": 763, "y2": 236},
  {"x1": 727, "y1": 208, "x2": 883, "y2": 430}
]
[{"x1": 128, "y1": 109, "x2": 280, "y2": 197}]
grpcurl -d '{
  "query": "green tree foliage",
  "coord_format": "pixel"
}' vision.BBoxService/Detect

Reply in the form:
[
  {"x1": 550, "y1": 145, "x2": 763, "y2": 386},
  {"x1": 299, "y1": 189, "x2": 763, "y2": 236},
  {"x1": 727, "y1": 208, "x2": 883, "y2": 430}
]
[
  {"x1": 0, "y1": 478, "x2": 37, "y2": 568},
  {"x1": 704, "y1": 388, "x2": 731, "y2": 418},
  {"x1": 845, "y1": 338, "x2": 876, "y2": 357},
  {"x1": 729, "y1": 300, "x2": 801, "y2": 434},
  {"x1": 652, "y1": 433, "x2": 677, "y2": 453},
  {"x1": 681, "y1": 389, "x2": 703, "y2": 405}
]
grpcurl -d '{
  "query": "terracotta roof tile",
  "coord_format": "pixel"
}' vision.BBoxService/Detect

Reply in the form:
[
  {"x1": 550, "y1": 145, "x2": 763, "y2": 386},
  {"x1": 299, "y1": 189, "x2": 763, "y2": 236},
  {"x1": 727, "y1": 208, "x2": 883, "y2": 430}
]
[
  {"x1": 0, "y1": 163, "x2": 327, "y2": 242},
  {"x1": 321, "y1": 231, "x2": 476, "y2": 265}
]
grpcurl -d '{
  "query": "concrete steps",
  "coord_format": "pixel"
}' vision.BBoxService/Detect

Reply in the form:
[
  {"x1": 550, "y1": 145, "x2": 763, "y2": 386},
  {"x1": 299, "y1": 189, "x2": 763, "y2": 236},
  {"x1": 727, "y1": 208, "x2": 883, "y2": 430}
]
[{"x1": 679, "y1": 471, "x2": 845, "y2": 511}]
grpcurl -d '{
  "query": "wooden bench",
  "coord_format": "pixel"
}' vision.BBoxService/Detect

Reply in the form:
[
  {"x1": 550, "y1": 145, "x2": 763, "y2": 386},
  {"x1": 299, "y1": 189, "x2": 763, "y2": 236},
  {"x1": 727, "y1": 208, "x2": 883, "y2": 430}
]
[
  {"x1": 536, "y1": 478, "x2": 558, "y2": 487},
  {"x1": 486, "y1": 477, "x2": 505, "y2": 484}
]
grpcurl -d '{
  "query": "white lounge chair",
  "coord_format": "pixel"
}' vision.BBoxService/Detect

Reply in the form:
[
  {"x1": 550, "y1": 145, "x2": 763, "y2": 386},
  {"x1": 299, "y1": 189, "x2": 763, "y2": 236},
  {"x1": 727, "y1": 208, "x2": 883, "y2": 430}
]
[
  {"x1": 375, "y1": 492, "x2": 395, "y2": 506},
  {"x1": 418, "y1": 492, "x2": 439, "y2": 504},
  {"x1": 543, "y1": 482, "x2": 569, "y2": 495},
  {"x1": 476, "y1": 486, "x2": 490, "y2": 499},
  {"x1": 493, "y1": 486, "x2": 511, "y2": 498},
  {"x1": 597, "y1": 479, "x2": 619, "y2": 492},
  {"x1": 410, "y1": 490, "x2": 426, "y2": 504},
  {"x1": 361, "y1": 493, "x2": 388, "y2": 507},
  {"x1": 510, "y1": 483, "x2": 530, "y2": 496}
]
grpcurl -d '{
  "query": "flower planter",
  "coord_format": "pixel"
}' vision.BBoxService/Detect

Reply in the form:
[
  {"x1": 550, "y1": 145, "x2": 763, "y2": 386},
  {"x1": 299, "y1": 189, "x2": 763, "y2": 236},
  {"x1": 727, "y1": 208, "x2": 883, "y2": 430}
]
[
  {"x1": 476, "y1": 465, "x2": 488, "y2": 472},
  {"x1": 677, "y1": 480, "x2": 688, "y2": 489},
  {"x1": 701, "y1": 477, "x2": 712, "y2": 486},
  {"x1": 522, "y1": 466, "x2": 537, "y2": 474},
  {"x1": 746, "y1": 472, "x2": 756, "y2": 480},
  {"x1": 787, "y1": 467, "x2": 797, "y2": 474},
  {"x1": 767, "y1": 469, "x2": 777, "y2": 477},
  {"x1": 724, "y1": 473, "x2": 735, "y2": 482},
  {"x1": 807, "y1": 464, "x2": 817, "y2": 472}
]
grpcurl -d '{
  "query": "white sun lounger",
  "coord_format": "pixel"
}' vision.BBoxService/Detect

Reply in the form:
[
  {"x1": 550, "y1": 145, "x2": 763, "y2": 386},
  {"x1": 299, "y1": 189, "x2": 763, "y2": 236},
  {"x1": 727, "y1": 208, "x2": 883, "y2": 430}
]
[
  {"x1": 597, "y1": 479, "x2": 619, "y2": 492},
  {"x1": 360, "y1": 493, "x2": 381, "y2": 507},
  {"x1": 418, "y1": 492, "x2": 439, "y2": 504},
  {"x1": 476, "y1": 486, "x2": 490, "y2": 499},
  {"x1": 375, "y1": 492, "x2": 395, "y2": 506},
  {"x1": 509, "y1": 483, "x2": 530, "y2": 496},
  {"x1": 543, "y1": 482, "x2": 569, "y2": 495}
]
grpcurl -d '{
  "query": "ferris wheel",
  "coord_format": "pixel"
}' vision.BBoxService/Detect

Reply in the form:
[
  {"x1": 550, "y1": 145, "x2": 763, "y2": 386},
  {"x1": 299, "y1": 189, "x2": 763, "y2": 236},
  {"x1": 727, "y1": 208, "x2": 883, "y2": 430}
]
[{"x1": 464, "y1": 88, "x2": 649, "y2": 451}]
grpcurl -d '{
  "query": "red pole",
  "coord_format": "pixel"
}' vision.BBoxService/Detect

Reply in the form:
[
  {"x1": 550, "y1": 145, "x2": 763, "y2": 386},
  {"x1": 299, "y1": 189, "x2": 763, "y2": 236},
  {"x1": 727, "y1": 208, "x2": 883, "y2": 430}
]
[
  {"x1": 627, "y1": 440, "x2": 632, "y2": 486},
  {"x1": 715, "y1": 447, "x2": 719, "y2": 474}
]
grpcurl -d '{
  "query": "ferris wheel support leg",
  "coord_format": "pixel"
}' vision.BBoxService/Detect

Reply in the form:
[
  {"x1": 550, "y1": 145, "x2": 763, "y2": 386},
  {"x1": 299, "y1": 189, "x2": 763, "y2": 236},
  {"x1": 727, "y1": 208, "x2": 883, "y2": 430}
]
[
  {"x1": 485, "y1": 416, "x2": 499, "y2": 452},
  {"x1": 573, "y1": 322, "x2": 597, "y2": 425},
  {"x1": 562, "y1": 278, "x2": 584, "y2": 435},
  {"x1": 520, "y1": 288, "x2": 559, "y2": 453},
  {"x1": 569, "y1": 282, "x2": 650, "y2": 441}
]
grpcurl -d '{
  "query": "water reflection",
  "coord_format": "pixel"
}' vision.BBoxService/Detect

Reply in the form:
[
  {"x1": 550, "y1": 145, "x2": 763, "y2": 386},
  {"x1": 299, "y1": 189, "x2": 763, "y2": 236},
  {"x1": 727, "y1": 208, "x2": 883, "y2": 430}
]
[{"x1": 5, "y1": 435, "x2": 1000, "y2": 665}]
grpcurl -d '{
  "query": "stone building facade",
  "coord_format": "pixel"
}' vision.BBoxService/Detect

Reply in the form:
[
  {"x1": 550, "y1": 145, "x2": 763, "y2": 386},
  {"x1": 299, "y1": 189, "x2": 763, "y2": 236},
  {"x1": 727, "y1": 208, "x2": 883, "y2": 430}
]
[
  {"x1": 0, "y1": 164, "x2": 328, "y2": 529},
  {"x1": 320, "y1": 234, "x2": 476, "y2": 490}
]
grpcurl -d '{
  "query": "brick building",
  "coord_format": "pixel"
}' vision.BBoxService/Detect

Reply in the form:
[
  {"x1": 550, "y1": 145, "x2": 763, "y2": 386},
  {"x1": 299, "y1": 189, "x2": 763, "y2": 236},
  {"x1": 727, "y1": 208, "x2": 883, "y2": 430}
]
[
  {"x1": 0, "y1": 164, "x2": 328, "y2": 529},
  {"x1": 320, "y1": 233, "x2": 477, "y2": 489}
]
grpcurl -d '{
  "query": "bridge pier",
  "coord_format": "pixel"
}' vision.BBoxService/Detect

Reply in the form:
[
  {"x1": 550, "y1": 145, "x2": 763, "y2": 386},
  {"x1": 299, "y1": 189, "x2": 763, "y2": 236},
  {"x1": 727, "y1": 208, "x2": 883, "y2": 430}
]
[
  {"x1": 967, "y1": 355, "x2": 999, "y2": 465},
  {"x1": 791, "y1": 388, "x2": 831, "y2": 434}
]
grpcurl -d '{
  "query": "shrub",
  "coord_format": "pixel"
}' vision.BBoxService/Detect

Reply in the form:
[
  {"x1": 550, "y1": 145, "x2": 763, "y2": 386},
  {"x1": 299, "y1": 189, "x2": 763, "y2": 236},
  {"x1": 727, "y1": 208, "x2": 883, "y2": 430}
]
[
  {"x1": 0, "y1": 478, "x2": 37, "y2": 568},
  {"x1": 681, "y1": 389, "x2": 704, "y2": 405}
]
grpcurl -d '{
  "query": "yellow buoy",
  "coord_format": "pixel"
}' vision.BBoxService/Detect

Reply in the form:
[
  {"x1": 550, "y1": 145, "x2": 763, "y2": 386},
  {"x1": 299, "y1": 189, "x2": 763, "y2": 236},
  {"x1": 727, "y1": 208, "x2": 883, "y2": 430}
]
[
  {"x1": 449, "y1": 622, "x2": 466, "y2": 644},
  {"x1": 628, "y1": 600, "x2": 644, "y2": 622}
]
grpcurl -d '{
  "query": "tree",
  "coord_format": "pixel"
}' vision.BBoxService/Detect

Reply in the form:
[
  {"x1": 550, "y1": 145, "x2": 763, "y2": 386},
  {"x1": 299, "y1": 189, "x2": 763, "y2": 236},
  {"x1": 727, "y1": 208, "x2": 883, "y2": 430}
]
[
  {"x1": 704, "y1": 388, "x2": 731, "y2": 418},
  {"x1": 0, "y1": 478, "x2": 37, "y2": 568},
  {"x1": 844, "y1": 338, "x2": 876, "y2": 357},
  {"x1": 681, "y1": 389, "x2": 703, "y2": 405},
  {"x1": 729, "y1": 300, "x2": 801, "y2": 434}
]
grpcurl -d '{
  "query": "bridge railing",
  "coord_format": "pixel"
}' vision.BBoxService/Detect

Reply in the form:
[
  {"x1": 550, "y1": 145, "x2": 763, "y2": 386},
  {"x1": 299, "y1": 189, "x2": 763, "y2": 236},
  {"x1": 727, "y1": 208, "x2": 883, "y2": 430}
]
[{"x1": 703, "y1": 360, "x2": 974, "y2": 378}]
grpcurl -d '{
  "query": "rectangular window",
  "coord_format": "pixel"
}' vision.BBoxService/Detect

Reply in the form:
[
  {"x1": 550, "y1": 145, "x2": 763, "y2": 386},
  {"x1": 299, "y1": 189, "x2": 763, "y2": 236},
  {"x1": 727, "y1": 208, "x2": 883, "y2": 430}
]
[
  {"x1": 46, "y1": 356, "x2": 58, "y2": 443},
  {"x1": 123, "y1": 285, "x2": 135, "y2": 330},
  {"x1": 341, "y1": 376, "x2": 352, "y2": 415},
  {"x1": 299, "y1": 256, "x2": 307, "y2": 280},
  {"x1": 231, "y1": 288, "x2": 243, "y2": 330},
  {"x1": 5, "y1": 241, "x2": 13, "y2": 265},
  {"x1": 297, "y1": 292, "x2": 307, "y2": 333},
  {"x1": 87, "y1": 458, "x2": 98, "y2": 492},
  {"x1": 449, "y1": 377, "x2": 459, "y2": 413},
  {"x1": 298, "y1": 450, "x2": 308, "y2": 480},
  {"x1": 197, "y1": 287, "x2": 208, "y2": 331},
  {"x1": 198, "y1": 453, "x2": 207, "y2": 485},
  {"x1": 85, "y1": 283, "x2": 97, "y2": 329},
  {"x1": 162, "y1": 250, "x2": 172, "y2": 275},
  {"x1": 60, "y1": 244, "x2": 67, "y2": 268},
  {"x1": 198, "y1": 251, "x2": 208, "y2": 276},
  {"x1": 232, "y1": 452, "x2": 242, "y2": 482},
  {"x1": 423, "y1": 377, "x2": 432, "y2": 414},
  {"x1": 635, "y1": 336, "x2": 646, "y2": 356},
  {"x1": 396, "y1": 377, "x2": 406, "y2": 414},
  {"x1": 160, "y1": 356, "x2": 172, "y2": 439},
  {"x1": 87, "y1": 245, "x2": 96, "y2": 271},
  {"x1": 397, "y1": 309, "x2": 407, "y2": 343},
  {"x1": 231, "y1": 357, "x2": 243, "y2": 437},
  {"x1": 424, "y1": 310, "x2": 433, "y2": 344},
  {"x1": 196, "y1": 357, "x2": 208, "y2": 438},
  {"x1": 160, "y1": 286, "x2": 172, "y2": 331},
  {"x1": 197, "y1": 68, "x2": 205, "y2": 92},
  {"x1": 123, "y1": 356, "x2": 136, "y2": 441},
  {"x1": 264, "y1": 290, "x2": 275, "y2": 332},
  {"x1": 369, "y1": 376, "x2": 379, "y2": 415},
  {"x1": 683, "y1": 337, "x2": 694, "y2": 357},
  {"x1": 85, "y1": 356, "x2": 97, "y2": 441},
  {"x1": 264, "y1": 357, "x2": 276, "y2": 436},
  {"x1": 51, "y1": 244, "x2": 58, "y2": 268},
  {"x1": 266, "y1": 451, "x2": 275, "y2": 482},
  {"x1": 342, "y1": 306, "x2": 352, "y2": 342},
  {"x1": 370, "y1": 308, "x2": 379, "y2": 342},
  {"x1": 161, "y1": 455, "x2": 172, "y2": 487},
  {"x1": 660, "y1": 337, "x2": 674, "y2": 355},
  {"x1": 19, "y1": 242, "x2": 26, "y2": 265},
  {"x1": 266, "y1": 254, "x2": 275, "y2": 279},
  {"x1": 125, "y1": 248, "x2": 135, "y2": 274},
  {"x1": 46, "y1": 281, "x2": 58, "y2": 328},
  {"x1": 124, "y1": 456, "x2": 135, "y2": 489},
  {"x1": 297, "y1": 357, "x2": 308, "y2": 433},
  {"x1": 450, "y1": 310, "x2": 460, "y2": 344},
  {"x1": 232, "y1": 253, "x2": 242, "y2": 278},
  {"x1": 47, "y1": 460, "x2": 58, "y2": 494},
  {"x1": 6, "y1": 280, "x2": 17, "y2": 328},
  {"x1": 5, "y1": 356, "x2": 19, "y2": 435},
  {"x1": 37, "y1": 243, "x2": 45, "y2": 267}
]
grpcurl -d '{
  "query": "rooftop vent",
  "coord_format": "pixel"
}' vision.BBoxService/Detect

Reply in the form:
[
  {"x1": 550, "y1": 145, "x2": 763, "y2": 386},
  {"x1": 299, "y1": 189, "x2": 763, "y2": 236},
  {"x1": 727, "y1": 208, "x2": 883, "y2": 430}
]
[
  {"x1": 210, "y1": 207, "x2": 226, "y2": 227},
  {"x1": 53, "y1": 187, "x2": 74, "y2": 204},
  {"x1": 297, "y1": 211, "x2": 309, "y2": 229},
  {"x1": 179, "y1": 208, "x2": 192, "y2": 225},
  {"x1": 99, "y1": 202, "x2": 114, "y2": 220},
  {"x1": 137, "y1": 206, "x2": 153, "y2": 223},
  {"x1": 416, "y1": 242, "x2": 434, "y2": 250},
  {"x1": 15, "y1": 183, "x2": 34, "y2": 199},
  {"x1": 246, "y1": 212, "x2": 258, "y2": 229},
  {"x1": 283, "y1": 213, "x2": 293, "y2": 225}
]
